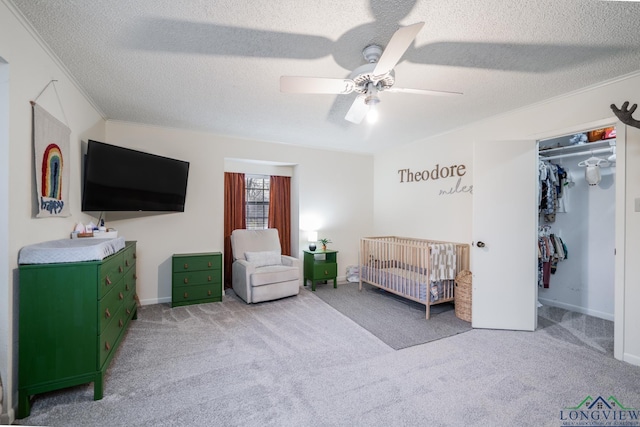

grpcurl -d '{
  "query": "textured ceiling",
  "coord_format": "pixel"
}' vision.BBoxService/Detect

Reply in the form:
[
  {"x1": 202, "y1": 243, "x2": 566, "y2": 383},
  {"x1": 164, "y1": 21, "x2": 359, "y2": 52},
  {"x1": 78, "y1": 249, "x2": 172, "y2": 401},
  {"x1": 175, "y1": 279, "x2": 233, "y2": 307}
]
[{"x1": 8, "y1": 0, "x2": 640, "y2": 153}]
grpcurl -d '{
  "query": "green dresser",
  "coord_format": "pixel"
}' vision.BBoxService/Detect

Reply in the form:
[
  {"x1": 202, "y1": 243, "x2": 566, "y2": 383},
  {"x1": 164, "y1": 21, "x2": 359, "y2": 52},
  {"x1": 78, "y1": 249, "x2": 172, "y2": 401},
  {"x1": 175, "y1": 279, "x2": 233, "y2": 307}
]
[
  {"x1": 171, "y1": 252, "x2": 222, "y2": 307},
  {"x1": 17, "y1": 241, "x2": 137, "y2": 419}
]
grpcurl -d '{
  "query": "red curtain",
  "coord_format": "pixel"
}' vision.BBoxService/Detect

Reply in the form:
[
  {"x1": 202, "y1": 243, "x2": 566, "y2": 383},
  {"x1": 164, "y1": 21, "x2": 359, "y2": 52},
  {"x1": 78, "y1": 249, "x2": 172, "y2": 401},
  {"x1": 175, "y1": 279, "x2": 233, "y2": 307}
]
[
  {"x1": 268, "y1": 175, "x2": 291, "y2": 255},
  {"x1": 224, "y1": 172, "x2": 245, "y2": 288}
]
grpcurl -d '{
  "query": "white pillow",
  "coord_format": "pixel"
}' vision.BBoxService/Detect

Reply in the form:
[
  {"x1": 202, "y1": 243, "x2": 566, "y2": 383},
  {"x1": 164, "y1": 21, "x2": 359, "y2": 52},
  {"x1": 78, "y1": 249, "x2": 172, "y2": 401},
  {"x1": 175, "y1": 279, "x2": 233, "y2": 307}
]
[{"x1": 245, "y1": 250, "x2": 282, "y2": 267}]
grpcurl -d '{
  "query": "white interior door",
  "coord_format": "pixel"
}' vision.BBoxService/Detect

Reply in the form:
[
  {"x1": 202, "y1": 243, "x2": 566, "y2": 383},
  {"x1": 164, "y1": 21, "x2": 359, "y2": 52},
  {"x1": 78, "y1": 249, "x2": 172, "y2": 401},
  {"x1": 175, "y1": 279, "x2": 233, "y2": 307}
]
[{"x1": 472, "y1": 139, "x2": 538, "y2": 331}]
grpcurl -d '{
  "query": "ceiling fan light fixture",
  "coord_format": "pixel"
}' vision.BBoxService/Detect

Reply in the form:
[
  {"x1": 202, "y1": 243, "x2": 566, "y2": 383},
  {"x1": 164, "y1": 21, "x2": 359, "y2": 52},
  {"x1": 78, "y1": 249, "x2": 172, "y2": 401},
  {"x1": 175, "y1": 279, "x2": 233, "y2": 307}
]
[
  {"x1": 366, "y1": 104, "x2": 379, "y2": 124},
  {"x1": 364, "y1": 82, "x2": 380, "y2": 106}
]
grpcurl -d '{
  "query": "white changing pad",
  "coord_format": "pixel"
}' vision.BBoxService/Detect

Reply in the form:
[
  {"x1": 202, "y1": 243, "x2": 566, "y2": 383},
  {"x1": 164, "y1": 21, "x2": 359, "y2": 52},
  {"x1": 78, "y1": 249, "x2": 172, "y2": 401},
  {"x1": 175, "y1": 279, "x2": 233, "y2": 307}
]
[{"x1": 19, "y1": 237, "x2": 126, "y2": 265}]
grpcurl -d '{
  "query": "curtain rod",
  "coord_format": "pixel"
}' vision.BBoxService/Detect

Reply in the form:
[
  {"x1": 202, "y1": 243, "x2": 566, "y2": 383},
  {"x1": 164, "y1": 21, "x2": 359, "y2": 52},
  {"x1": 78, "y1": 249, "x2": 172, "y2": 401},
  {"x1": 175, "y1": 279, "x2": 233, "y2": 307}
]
[{"x1": 540, "y1": 147, "x2": 613, "y2": 161}]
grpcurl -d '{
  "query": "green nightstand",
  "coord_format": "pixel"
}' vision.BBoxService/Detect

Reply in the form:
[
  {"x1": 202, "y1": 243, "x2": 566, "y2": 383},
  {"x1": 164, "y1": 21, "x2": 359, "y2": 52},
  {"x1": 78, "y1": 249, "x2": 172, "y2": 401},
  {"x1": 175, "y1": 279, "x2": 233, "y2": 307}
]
[{"x1": 303, "y1": 249, "x2": 338, "y2": 291}]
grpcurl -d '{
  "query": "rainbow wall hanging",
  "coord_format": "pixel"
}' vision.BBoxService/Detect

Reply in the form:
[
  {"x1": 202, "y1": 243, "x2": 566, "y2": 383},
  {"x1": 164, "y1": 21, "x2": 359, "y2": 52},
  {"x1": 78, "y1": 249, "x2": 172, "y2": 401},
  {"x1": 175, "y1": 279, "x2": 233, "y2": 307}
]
[{"x1": 33, "y1": 103, "x2": 70, "y2": 217}]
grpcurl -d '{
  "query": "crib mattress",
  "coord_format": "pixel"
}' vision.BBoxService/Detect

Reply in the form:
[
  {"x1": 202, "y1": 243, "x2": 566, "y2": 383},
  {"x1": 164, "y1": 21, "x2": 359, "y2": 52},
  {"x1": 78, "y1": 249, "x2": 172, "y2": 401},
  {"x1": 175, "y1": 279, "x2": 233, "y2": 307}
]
[
  {"x1": 18, "y1": 237, "x2": 126, "y2": 265},
  {"x1": 362, "y1": 265, "x2": 452, "y2": 303}
]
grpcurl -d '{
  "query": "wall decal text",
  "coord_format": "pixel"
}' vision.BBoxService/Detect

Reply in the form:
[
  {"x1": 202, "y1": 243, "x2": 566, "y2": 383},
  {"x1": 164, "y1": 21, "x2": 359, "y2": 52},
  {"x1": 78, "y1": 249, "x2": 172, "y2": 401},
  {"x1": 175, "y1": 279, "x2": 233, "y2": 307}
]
[{"x1": 398, "y1": 164, "x2": 466, "y2": 183}]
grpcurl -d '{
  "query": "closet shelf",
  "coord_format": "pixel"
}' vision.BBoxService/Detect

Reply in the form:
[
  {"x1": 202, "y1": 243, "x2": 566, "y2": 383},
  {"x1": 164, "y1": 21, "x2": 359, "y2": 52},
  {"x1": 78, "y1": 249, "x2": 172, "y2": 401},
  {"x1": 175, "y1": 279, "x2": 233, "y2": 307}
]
[{"x1": 539, "y1": 139, "x2": 614, "y2": 158}]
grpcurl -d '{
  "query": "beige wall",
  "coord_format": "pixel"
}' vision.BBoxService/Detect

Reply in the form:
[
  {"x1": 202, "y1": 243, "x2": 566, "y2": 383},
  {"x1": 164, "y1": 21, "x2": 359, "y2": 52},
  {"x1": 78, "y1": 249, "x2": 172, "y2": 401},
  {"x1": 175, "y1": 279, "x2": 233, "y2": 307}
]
[
  {"x1": 373, "y1": 72, "x2": 640, "y2": 366},
  {"x1": 1, "y1": 3, "x2": 374, "y2": 419},
  {"x1": 1, "y1": 1, "x2": 107, "y2": 421},
  {"x1": 104, "y1": 121, "x2": 374, "y2": 305}
]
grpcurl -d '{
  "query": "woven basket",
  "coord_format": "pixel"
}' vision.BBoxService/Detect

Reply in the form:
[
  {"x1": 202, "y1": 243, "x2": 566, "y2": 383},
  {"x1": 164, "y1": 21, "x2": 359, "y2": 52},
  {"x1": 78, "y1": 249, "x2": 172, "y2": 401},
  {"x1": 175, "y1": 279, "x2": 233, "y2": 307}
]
[{"x1": 454, "y1": 270, "x2": 472, "y2": 322}]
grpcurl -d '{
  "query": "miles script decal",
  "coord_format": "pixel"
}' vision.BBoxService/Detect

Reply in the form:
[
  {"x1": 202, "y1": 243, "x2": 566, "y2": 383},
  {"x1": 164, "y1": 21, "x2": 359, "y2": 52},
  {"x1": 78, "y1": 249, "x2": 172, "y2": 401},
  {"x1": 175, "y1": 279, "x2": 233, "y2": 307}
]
[{"x1": 397, "y1": 164, "x2": 472, "y2": 196}]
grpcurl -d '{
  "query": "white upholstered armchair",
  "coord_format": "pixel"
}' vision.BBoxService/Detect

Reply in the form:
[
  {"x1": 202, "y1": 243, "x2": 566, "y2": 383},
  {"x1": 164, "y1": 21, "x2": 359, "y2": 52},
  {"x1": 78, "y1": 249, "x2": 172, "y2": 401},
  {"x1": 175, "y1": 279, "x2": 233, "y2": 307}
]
[{"x1": 230, "y1": 228, "x2": 301, "y2": 303}]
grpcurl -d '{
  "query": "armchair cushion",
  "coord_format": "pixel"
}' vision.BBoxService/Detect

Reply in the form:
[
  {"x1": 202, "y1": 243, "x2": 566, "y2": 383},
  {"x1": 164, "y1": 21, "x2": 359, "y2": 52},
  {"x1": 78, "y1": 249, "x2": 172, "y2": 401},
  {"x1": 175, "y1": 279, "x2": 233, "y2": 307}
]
[
  {"x1": 251, "y1": 264, "x2": 299, "y2": 287},
  {"x1": 245, "y1": 250, "x2": 282, "y2": 267}
]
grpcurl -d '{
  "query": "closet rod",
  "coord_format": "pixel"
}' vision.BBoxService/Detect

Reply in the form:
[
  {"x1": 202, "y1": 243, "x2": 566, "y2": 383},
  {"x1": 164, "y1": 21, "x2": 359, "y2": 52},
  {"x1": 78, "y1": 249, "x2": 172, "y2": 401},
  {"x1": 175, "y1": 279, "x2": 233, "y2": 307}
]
[{"x1": 540, "y1": 147, "x2": 613, "y2": 161}]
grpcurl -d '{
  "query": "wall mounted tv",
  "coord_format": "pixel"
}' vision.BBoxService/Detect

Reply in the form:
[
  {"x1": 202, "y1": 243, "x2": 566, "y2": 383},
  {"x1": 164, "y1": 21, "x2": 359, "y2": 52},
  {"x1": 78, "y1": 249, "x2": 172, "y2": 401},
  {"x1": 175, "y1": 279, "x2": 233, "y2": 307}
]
[{"x1": 82, "y1": 140, "x2": 190, "y2": 212}]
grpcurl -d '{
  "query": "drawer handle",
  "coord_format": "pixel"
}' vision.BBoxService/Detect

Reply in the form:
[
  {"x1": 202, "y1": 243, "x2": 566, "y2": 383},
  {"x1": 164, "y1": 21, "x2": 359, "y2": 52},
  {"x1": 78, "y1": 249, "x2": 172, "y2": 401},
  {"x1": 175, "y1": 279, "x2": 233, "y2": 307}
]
[
  {"x1": 208, "y1": 261, "x2": 212, "y2": 267},
  {"x1": 119, "y1": 319, "x2": 124, "y2": 328},
  {"x1": 119, "y1": 266, "x2": 123, "y2": 273},
  {"x1": 184, "y1": 277, "x2": 189, "y2": 284},
  {"x1": 133, "y1": 252, "x2": 137, "y2": 259},
  {"x1": 125, "y1": 284, "x2": 130, "y2": 291},
  {"x1": 207, "y1": 290, "x2": 212, "y2": 296},
  {"x1": 184, "y1": 263, "x2": 189, "y2": 269},
  {"x1": 324, "y1": 270, "x2": 328, "y2": 275},
  {"x1": 126, "y1": 308, "x2": 131, "y2": 315},
  {"x1": 106, "y1": 276, "x2": 112, "y2": 285},
  {"x1": 125, "y1": 259, "x2": 130, "y2": 267},
  {"x1": 208, "y1": 275, "x2": 212, "y2": 282},
  {"x1": 119, "y1": 292, "x2": 124, "y2": 300},
  {"x1": 134, "y1": 273, "x2": 137, "y2": 280},
  {"x1": 105, "y1": 308, "x2": 111, "y2": 319},
  {"x1": 105, "y1": 341, "x2": 111, "y2": 351},
  {"x1": 183, "y1": 292, "x2": 188, "y2": 299}
]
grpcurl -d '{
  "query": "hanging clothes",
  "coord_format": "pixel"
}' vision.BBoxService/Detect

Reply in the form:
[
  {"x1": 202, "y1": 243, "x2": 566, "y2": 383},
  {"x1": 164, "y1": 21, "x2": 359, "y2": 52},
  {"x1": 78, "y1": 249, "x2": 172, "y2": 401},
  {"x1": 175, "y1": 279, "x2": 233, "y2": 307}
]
[
  {"x1": 538, "y1": 160, "x2": 568, "y2": 223},
  {"x1": 537, "y1": 226, "x2": 567, "y2": 288}
]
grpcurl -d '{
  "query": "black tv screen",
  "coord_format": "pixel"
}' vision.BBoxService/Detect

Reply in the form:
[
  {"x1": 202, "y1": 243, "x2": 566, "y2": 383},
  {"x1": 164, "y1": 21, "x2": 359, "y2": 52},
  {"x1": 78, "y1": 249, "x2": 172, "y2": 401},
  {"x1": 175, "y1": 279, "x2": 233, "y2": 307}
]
[{"x1": 82, "y1": 140, "x2": 189, "y2": 212}]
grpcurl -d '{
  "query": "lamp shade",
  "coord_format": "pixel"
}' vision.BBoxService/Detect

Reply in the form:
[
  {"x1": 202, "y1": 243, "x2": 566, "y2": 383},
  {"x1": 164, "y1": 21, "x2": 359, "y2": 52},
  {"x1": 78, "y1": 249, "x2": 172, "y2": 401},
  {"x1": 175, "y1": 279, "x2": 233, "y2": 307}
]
[{"x1": 307, "y1": 231, "x2": 318, "y2": 242}]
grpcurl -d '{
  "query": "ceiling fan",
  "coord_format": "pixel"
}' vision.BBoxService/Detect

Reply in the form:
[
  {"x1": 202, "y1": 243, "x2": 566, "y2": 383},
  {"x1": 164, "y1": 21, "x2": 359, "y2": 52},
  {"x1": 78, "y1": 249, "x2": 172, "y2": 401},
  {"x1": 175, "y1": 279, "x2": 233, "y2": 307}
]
[{"x1": 279, "y1": 22, "x2": 462, "y2": 124}]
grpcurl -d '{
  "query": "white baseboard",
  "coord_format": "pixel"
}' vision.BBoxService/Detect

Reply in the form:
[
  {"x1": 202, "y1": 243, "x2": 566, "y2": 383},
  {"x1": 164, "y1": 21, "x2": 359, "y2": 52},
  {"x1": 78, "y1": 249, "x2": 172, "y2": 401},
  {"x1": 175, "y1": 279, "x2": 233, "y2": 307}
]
[
  {"x1": 138, "y1": 279, "x2": 346, "y2": 307},
  {"x1": 2, "y1": 406, "x2": 14, "y2": 425},
  {"x1": 623, "y1": 352, "x2": 640, "y2": 367},
  {"x1": 139, "y1": 296, "x2": 171, "y2": 306},
  {"x1": 538, "y1": 298, "x2": 614, "y2": 321}
]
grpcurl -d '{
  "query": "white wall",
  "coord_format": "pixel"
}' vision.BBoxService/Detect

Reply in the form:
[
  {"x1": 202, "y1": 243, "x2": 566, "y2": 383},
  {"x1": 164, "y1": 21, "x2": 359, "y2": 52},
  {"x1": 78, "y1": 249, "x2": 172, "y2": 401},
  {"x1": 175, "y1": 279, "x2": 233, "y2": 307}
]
[
  {"x1": 373, "y1": 137, "x2": 473, "y2": 243},
  {"x1": 0, "y1": 57, "x2": 9, "y2": 419},
  {"x1": 1, "y1": 1, "x2": 107, "y2": 421},
  {"x1": 538, "y1": 159, "x2": 616, "y2": 320},
  {"x1": 104, "y1": 121, "x2": 374, "y2": 304},
  {"x1": 373, "y1": 72, "x2": 640, "y2": 366}
]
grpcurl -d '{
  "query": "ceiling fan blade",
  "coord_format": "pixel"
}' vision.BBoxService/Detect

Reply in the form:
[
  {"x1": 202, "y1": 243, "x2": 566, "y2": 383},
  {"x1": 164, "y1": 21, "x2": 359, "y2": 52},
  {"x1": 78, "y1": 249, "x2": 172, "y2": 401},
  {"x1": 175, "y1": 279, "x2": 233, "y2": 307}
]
[
  {"x1": 387, "y1": 87, "x2": 463, "y2": 96},
  {"x1": 280, "y1": 76, "x2": 355, "y2": 94},
  {"x1": 345, "y1": 96, "x2": 369, "y2": 124},
  {"x1": 373, "y1": 22, "x2": 425, "y2": 77}
]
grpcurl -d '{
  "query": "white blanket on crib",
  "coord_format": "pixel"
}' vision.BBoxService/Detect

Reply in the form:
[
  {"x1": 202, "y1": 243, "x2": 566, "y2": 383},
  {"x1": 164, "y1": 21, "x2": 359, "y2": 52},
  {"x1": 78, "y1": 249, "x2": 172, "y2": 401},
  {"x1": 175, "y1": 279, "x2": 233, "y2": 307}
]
[{"x1": 430, "y1": 243, "x2": 457, "y2": 281}]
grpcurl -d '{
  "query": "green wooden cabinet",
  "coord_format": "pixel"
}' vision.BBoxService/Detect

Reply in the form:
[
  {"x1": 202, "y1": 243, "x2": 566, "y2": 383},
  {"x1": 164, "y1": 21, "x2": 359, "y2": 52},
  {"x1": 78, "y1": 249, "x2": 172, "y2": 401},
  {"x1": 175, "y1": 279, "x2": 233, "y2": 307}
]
[
  {"x1": 171, "y1": 252, "x2": 222, "y2": 307},
  {"x1": 303, "y1": 249, "x2": 338, "y2": 291},
  {"x1": 17, "y1": 241, "x2": 137, "y2": 419}
]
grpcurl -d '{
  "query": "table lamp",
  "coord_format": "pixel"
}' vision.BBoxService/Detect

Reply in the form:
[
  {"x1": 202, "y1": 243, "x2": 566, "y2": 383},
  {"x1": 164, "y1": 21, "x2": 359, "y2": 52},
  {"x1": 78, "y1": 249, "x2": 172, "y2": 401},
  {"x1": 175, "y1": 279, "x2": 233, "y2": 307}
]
[{"x1": 308, "y1": 231, "x2": 318, "y2": 251}]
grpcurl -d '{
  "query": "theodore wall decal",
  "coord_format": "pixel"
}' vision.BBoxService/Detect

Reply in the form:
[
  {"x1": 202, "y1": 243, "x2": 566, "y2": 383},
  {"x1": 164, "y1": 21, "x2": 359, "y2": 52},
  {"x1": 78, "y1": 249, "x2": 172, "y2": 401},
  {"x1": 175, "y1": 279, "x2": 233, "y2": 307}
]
[
  {"x1": 397, "y1": 163, "x2": 466, "y2": 183},
  {"x1": 398, "y1": 163, "x2": 472, "y2": 196}
]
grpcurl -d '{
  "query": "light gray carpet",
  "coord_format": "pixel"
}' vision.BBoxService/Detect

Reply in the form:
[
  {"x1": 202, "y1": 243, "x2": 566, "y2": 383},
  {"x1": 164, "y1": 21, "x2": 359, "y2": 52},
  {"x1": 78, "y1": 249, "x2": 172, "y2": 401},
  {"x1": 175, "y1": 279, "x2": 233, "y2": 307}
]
[
  {"x1": 537, "y1": 304, "x2": 615, "y2": 356},
  {"x1": 14, "y1": 287, "x2": 640, "y2": 427},
  {"x1": 309, "y1": 281, "x2": 471, "y2": 349}
]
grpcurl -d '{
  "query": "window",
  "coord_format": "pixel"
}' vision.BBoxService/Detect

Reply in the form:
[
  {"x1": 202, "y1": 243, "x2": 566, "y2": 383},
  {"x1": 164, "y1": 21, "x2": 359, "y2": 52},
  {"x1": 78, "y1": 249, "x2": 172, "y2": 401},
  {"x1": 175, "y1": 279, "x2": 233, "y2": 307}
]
[{"x1": 245, "y1": 175, "x2": 269, "y2": 229}]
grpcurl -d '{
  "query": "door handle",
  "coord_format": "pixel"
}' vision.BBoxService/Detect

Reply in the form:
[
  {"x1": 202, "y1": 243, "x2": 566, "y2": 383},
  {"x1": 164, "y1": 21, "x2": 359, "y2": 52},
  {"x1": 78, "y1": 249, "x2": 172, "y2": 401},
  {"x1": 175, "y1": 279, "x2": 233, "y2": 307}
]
[{"x1": 476, "y1": 241, "x2": 486, "y2": 248}]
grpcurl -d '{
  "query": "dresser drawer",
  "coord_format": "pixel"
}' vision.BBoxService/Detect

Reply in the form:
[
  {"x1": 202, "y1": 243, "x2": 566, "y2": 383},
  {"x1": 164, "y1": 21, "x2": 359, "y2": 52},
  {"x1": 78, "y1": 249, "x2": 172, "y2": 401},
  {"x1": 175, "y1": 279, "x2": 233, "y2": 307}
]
[
  {"x1": 98, "y1": 280, "x2": 125, "y2": 334},
  {"x1": 124, "y1": 277, "x2": 137, "y2": 316},
  {"x1": 172, "y1": 269, "x2": 221, "y2": 287},
  {"x1": 312, "y1": 262, "x2": 337, "y2": 279},
  {"x1": 172, "y1": 283, "x2": 222, "y2": 304},
  {"x1": 98, "y1": 304, "x2": 125, "y2": 368},
  {"x1": 122, "y1": 245, "x2": 136, "y2": 271},
  {"x1": 172, "y1": 254, "x2": 220, "y2": 272},
  {"x1": 99, "y1": 253, "x2": 124, "y2": 299}
]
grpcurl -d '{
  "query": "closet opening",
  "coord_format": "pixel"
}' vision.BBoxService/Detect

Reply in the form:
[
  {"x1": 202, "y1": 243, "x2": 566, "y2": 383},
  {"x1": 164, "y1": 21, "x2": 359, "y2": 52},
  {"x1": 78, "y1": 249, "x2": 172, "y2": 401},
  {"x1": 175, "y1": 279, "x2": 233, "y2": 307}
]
[{"x1": 537, "y1": 126, "x2": 616, "y2": 354}]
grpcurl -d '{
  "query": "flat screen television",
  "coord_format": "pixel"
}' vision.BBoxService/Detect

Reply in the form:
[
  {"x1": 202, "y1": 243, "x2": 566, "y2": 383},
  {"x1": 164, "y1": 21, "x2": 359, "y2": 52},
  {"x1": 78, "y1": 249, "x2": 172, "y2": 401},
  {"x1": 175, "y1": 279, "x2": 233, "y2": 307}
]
[{"x1": 82, "y1": 140, "x2": 190, "y2": 212}]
